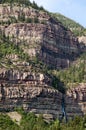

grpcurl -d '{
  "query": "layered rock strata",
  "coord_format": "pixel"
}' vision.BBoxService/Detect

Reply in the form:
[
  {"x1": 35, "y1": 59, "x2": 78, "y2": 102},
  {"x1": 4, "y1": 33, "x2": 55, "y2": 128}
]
[
  {"x1": 0, "y1": 4, "x2": 85, "y2": 120},
  {"x1": 0, "y1": 4, "x2": 80, "y2": 69},
  {"x1": 0, "y1": 81, "x2": 62, "y2": 119},
  {"x1": 66, "y1": 83, "x2": 86, "y2": 118}
]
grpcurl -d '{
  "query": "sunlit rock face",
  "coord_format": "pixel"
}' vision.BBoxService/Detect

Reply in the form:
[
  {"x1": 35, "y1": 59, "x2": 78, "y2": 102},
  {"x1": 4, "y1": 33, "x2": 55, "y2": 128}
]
[
  {"x1": 66, "y1": 83, "x2": 86, "y2": 118},
  {"x1": 78, "y1": 36, "x2": 86, "y2": 45},
  {"x1": 0, "y1": 80, "x2": 62, "y2": 119},
  {"x1": 0, "y1": 81, "x2": 86, "y2": 119},
  {"x1": 3, "y1": 22, "x2": 80, "y2": 68},
  {"x1": 78, "y1": 36, "x2": 86, "y2": 53},
  {"x1": 0, "y1": 4, "x2": 80, "y2": 69},
  {"x1": 0, "y1": 4, "x2": 85, "y2": 120}
]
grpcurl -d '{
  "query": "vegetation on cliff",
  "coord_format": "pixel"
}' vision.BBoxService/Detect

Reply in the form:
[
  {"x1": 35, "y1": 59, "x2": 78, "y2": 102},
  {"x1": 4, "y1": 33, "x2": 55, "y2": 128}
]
[
  {"x1": 0, "y1": 0, "x2": 85, "y2": 91},
  {"x1": 59, "y1": 58, "x2": 85, "y2": 84},
  {"x1": 0, "y1": 32, "x2": 30, "y2": 68},
  {"x1": 50, "y1": 52, "x2": 86, "y2": 88},
  {"x1": 0, "y1": 1, "x2": 86, "y2": 129},
  {"x1": 0, "y1": 111, "x2": 86, "y2": 130},
  {"x1": 0, "y1": 0, "x2": 45, "y2": 11},
  {"x1": 0, "y1": 0, "x2": 86, "y2": 36},
  {"x1": 0, "y1": 22, "x2": 85, "y2": 93},
  {"x1": 51, "y1": 13, "x2": 86, "y2": 36}
]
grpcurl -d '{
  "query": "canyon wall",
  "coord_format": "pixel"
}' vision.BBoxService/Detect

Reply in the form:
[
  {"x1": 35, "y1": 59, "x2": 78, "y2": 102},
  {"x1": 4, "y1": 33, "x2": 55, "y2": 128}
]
[
  {"x1": 0, "y1": 4, "x2": 85, "y2": 120},
  {"x1": 0, "y1": 4, "x2": 80, "y2": 69},
  {"x1": 0, "y1": 80, "x2": 62, "y2": 119},
  {"x1": 66, "y1": 83, "x2": 86, "y2": 118},
  {"x1": 0, "y1": 77, "x2": 86, "y2": 119}
]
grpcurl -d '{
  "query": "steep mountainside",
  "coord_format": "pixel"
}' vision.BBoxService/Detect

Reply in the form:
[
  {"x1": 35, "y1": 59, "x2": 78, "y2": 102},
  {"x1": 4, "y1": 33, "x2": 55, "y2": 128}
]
[
  {"x1": 0, "y1": 1, "x2": 86, "y2": 120},
  {"x1": 0, "y1": 3, "x2": 81, "y2": 69},
  {"x1": 52, "y1": 13, "x2": 86, "y2": 36}
]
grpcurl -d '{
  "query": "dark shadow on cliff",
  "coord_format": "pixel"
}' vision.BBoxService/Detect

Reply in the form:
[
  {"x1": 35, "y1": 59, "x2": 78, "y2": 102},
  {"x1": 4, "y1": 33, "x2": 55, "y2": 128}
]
[
  {"x1": 52, "y1": 76, "x2": 66, "y2": 94},
  {"x1": 38, "y1": 17, "x2": 86, "y2": 69},
  {"x1": 41, "y1": 72, "x2": 85, "y2": 121}
]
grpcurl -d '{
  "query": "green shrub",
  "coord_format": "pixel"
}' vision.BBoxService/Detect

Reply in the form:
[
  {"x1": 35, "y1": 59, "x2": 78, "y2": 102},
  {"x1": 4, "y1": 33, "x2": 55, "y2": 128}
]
[
  {"x1": 25, "y1": 17, "x2": 33, "y2": 23},
  {"x1": 34, "y1": 17, "x2": 39, "y2": 23}
]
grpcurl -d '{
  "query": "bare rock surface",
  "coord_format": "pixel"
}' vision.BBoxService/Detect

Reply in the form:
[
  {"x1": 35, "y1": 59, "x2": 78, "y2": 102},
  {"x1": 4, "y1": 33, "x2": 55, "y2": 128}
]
[
  {"x1": 66, "y1": 83, "x2": 86, "y2": 118},
  {"x1": 7, "y1": 112, "x2": 22, "y2": 125},
  {"x1": 0, "y1": 4, "x2": 80, "y2": 69},
  {"x1": 0, "y1": 81, "x2": 62, "y2": 119}
]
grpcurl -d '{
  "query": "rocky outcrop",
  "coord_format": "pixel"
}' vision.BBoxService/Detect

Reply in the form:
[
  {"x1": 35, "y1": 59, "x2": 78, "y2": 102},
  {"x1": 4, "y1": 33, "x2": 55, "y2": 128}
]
[
  {"x1": 0, "y1": 80, "x2": 86, "y2": 119},
  {"x1": 0, "y1": 81, "x2": 62, "y2": 119},
  {"x1": 0, "y1": 69, "x2": 44, "y2": 81},
  {"x1": 1, "y1": 22, "x2": 80, "y2": 68},
  {"x1": 66, "y1": 83, "x2": 86, "y2": 118},
  {"x1": 0, "y1": 4, "x2": 80, "y2": 69},
  {"x1": 0, "y1": 4, "x2": 85, "y2": 120},
  {"x1": 78, "y1": 36, "x2": 86, "y2": 45},
  {"x1": 0, "y1": 4, "x2": 49, "y2": 22},
  {"x1": 78, "y1": 36, "x2": 86, "y2": 52}
]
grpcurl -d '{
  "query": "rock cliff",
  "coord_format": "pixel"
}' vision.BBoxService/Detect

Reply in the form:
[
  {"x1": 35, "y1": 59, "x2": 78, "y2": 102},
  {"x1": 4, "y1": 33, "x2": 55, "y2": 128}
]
[
  {"x1": 66, "y1": 83, "x2": 86, "y2": 118},
  {"x1": 0, "y1": 80, "x2": 62, "y2": 119},
  {"x1": 0, "y1": 3, "x2": 85, "y2": 120},
  {"x1": 0, "y1": 80, "x2": 86, "y2": 119},
  {"x1": 78, "y1": 36, "x2": 86, "y2": 53},
  {"x1": 78, "y1": 36, "x2": 86, "y2": 45},
  {"x1": 0, "y1": 4, "x2": 80, "y2": 69}
]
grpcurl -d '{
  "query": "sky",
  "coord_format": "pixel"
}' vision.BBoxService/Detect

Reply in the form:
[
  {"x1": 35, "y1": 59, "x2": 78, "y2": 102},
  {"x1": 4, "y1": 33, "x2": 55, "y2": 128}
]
[{"x1": 30, "y1": 0, "x2": 86, "y2": 28}]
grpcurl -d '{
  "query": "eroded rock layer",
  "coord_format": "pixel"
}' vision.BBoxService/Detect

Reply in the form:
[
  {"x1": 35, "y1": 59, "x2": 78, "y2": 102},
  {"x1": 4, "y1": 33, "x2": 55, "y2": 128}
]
[
  {"x1": 0, "y1": 4, "x2": 85, "y2": 120},
  {"x1": 0, "y1": 4, "x2": 80, "y2": 69},
  {"x1": 0, "y1": 81, "x2": 62, "y2": 119},
  {"x1": 66, "y1": 83, "x2": 86, "y2": 118}
]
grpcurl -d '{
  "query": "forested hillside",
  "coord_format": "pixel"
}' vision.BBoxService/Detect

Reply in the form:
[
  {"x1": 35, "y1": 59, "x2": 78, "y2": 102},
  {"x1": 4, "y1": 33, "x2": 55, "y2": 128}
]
[
  {"x1": 0, "y1": 0, "x2": 45, "y2": 11},
  {"x1": 0, "y1": 111, "x2": 86, "y2": 130},
  {"x1": 50, "y1": 52, "x2": 86, "y2": 89},
  {"x1": 52, "y1": 13, "x2": 86, "y2": 36}
]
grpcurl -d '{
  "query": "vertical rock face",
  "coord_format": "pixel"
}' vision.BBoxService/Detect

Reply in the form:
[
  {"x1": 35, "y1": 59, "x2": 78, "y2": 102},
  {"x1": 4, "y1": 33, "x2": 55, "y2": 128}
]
[
  {"x1": 0, "y1": 81, "x2": 62, "y2": 119},
  {"x1": 0, "y1": 4, "x2": 80, "y2": 69},
  {"x1": 78, "y1": 36, "x2": 86, "y2": 52},
  {"x1": 39, "y1": 20, "x2": 79, "y2": 68},
  {"x1": 0, "y1": 4, "x2": 49, "y2": 21},
  {"x1": 1, "y1": 22, "x2": 80, "y2": 69},
  {"x1": 0, "y1": 4, "x2": 85, "y2": 119},
  {"x1": 0, "y1": 81, "x2": 86, "y2": 119},
  {"x1": 66, "y1": 83, "x2": 86, "y2": 118}
]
